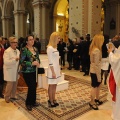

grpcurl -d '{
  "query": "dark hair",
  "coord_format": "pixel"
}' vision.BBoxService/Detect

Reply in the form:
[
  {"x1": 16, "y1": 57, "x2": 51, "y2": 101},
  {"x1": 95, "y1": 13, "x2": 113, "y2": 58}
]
[
  {"x1": 4, "y1": 38, "x2": 8, "y2": 40},
  {"x1": 102, "y1": 34, "x2": 109, "y2": 58},
  {"x1": 25, "y1": 35, "x2": 34, "y2": 42},
  {"x1": 36, "y1": 37, "x2": 39, "y2": 41},
  {"x1": 80, "y1": 36, "x2": 84, "y2": 40},
  {"x1": 68, "y1": 39, "x2": 73, "y2": 45}
]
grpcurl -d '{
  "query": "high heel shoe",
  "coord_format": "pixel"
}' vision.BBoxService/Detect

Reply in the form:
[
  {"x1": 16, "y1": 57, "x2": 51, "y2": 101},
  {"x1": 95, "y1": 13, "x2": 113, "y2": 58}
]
[
  {"x1": 26, "y1": 105, "x2": 32, "y2": 111},
  {"x1": 48, "y1": 100, "x2": 56, "y2": 107},
  {"x1": 95, "y1": 99, "x2": 103, "y2": 105},
  {"x1": 53, "y1": 100, "x2": 59, "y2": 106},
  {"x1": 89, "y1": 103, "x2": 98, "y2": 110}
]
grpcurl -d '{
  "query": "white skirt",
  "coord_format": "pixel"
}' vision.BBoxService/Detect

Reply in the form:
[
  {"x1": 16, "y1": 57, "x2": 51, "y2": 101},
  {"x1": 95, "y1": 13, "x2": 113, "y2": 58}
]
[{"x1": 47, "y1": 77, "x2": 61, "y2": 84}]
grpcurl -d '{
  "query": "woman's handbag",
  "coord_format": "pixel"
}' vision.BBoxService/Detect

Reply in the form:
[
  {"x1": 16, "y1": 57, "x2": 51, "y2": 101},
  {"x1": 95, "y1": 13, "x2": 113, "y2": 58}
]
[
  {"x1": 37, "y1": 62, "x2": 45, "y2": 74},
  {"x1": 38, "y1": 67, "x2": 45, "y2": 74}
]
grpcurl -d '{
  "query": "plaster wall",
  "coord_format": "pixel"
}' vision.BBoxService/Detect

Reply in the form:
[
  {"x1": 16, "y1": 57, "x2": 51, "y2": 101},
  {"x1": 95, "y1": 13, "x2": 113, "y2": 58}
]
[{"x1": 69, "y1": 0, "x2": 82, "y2": 39}]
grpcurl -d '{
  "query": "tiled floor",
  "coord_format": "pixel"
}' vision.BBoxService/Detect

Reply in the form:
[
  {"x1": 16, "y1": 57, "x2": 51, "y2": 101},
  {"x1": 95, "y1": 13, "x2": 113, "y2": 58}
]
[{"x1": 0, "y1": 68, "x2": 113, "y2": 120}]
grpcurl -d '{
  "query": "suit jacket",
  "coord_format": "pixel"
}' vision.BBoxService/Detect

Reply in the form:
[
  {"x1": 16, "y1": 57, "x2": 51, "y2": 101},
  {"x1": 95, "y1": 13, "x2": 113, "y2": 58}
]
[{"x1": 3, "y1": 47, "x2": 20, "y2": 81}]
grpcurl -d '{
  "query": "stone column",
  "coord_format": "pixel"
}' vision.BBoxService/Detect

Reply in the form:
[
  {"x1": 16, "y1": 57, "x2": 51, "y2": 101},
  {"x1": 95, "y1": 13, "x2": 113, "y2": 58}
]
[
  {"x1": 32, "y1": 0, "x2": 50, "y2": 52},
  {"x1": 32, "y1": 0, "x2": 41, "y2": 38},
  {"x1": 1, "y1": 16, "x2": 12, "y2": 38},
  {"x1": 13, "y1": 10, "x2": 27, "y2": 38}
]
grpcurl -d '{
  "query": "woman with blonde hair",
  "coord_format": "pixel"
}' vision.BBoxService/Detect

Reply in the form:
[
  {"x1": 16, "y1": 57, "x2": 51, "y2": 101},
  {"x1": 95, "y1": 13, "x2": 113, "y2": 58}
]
[
  {"x1": 47, "y1": 32, "x2": 61, "y2": 107},
  {"x1": 89, "y1": 34, "x2": 104, "y2": 110}
]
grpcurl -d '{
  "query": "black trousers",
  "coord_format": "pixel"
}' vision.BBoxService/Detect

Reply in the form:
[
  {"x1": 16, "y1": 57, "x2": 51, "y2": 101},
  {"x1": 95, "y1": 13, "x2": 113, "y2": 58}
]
[
  {"x1": 0, "y1": 69, "x2": 4, "y2": 84},
  {"x1": 23, "y1": 72, "x2": 37, "y2": 106},
  {"x1": 60, "y1": 54, "x2": 65, "y2": 66}
]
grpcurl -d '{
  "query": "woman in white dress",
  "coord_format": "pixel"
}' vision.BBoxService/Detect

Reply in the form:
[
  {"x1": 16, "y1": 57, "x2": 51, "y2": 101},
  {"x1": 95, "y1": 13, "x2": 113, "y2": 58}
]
[{"x1": 47, "y1": 32, "x2": 61, "y2": 107}]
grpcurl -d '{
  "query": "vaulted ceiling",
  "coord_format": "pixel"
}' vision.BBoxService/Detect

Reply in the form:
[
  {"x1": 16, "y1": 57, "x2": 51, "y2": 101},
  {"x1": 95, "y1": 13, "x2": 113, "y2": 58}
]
[{"x1": 56, "y1": 0, "x2": 68, "y2": 16}]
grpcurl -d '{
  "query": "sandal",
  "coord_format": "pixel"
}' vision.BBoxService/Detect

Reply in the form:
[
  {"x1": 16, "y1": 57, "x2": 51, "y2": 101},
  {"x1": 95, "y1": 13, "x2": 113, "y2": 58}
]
[
  {"x1": 89, "y1": 103, "x2": 98, "y2": 110},
  {"x1": 95, "y1": 99, "x2": 103, "y2": 105}
]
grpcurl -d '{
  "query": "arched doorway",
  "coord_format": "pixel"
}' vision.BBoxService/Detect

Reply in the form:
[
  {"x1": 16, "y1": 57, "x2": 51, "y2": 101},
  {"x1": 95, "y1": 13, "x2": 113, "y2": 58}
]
[
  {"x1": 54, "y1": 0, "x2": 69, "y2": 42},
  {"x1": 25, "y1": 0, "x2": 34, "y2": 35}
]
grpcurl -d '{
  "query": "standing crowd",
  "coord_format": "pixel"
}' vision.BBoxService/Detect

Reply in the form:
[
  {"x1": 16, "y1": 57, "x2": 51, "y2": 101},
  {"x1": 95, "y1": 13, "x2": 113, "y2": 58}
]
[{"x1": 0, "y1": 32, "x2": 120, "y2": 120}]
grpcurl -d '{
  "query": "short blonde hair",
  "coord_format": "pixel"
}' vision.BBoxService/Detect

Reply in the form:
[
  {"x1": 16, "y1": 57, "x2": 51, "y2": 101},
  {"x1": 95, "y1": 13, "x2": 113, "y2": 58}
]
[
  {"x1": 9, "y1": 36, "x2": 18, "y2": 43},
  {"x1": 47, "y1": 32, "x2": 60, "y2": 48},
  {"x1": 89, "y1": 34, "x2": 104, "y2": 55}
]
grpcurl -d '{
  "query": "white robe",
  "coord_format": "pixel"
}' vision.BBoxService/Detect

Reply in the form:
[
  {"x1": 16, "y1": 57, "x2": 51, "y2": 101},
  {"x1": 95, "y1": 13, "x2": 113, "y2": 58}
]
[{"x1": 109, "y1": 47, "x2": 120, "y2": 120}]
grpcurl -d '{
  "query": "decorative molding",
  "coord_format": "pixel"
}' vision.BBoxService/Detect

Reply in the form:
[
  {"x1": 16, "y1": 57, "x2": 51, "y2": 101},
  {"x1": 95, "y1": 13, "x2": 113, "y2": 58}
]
[
  {"x1": 1, "y1": 16, "x2": 12, "y2": 20},
  {"x1": 13, "y1": 10, "x2": 26, "y2": 15},
  {"x1": 32, "y1": 0, "x2": 50, "y2": 8}
]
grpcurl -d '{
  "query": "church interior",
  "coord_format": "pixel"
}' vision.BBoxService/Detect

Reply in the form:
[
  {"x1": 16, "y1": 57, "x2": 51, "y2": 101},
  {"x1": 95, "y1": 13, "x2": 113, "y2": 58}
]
[{"x1": 0, "y1": 0, "x2": 120, "y2": 120}]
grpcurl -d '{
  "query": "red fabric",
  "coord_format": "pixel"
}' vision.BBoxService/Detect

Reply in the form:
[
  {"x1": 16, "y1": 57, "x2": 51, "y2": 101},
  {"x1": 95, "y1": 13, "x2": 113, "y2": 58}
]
[
  {"x1": 109, "y1": 70, "x2": 116, "y2": 102},
  {"x1": 0, "y1": 48, "x2": 4, "y2": 69}
]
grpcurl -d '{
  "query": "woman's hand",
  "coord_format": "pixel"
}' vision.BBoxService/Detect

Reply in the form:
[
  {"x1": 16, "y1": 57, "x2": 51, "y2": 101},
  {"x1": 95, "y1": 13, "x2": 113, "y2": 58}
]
[
  {"x1": 52, "y1": 72, "x2": 56, "y2": 79},
  {"x1": 107, "y1": 43, "x2": 115, "y2": 53},
  {"x1": 32, "y1": 61, "x2": 40, "y2": 67}
]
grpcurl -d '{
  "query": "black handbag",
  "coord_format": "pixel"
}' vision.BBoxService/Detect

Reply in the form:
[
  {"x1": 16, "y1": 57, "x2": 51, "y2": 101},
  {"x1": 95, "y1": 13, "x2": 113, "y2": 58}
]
[{"x1": 38, "y1": 67, "x2": 45, "y2": 74}]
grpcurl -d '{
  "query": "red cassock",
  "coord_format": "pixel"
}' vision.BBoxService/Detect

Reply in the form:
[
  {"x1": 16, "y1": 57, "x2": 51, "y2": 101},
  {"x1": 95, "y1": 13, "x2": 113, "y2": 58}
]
[{"x1": 109, "y1": 69, "x2": 116, "y2": 102}]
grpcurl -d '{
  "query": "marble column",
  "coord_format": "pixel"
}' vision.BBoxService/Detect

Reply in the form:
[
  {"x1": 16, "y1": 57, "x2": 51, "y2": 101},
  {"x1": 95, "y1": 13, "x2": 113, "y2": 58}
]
[
  {"x1": 1, "y1": 16, "x2": 12, "y2": 38},
  {"x1": 13, "y1": 10, "x2": 27, "y2": 38},
  {"x1": 32, "y1": 0, "x2": 50, "y2": 52}
]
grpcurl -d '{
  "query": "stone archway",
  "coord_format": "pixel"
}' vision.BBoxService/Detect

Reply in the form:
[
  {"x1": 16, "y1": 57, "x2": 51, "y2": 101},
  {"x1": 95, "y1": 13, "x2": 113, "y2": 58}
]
[
  {"x1": 13, "y1": 0, "x2": 34, "y2": 38},
  {"x1": 25, "y1": 1, "x2": 34, "y2": 35}
]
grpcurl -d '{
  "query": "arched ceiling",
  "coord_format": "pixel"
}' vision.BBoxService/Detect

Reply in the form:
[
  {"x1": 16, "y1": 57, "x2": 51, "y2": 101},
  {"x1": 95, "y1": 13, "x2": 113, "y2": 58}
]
[
  {"x1": 5, "y1": 0, "x2": 14, "y2": 16},
  {"x1": 54, "y1": 0, "x2": 68, "y2": 16}
]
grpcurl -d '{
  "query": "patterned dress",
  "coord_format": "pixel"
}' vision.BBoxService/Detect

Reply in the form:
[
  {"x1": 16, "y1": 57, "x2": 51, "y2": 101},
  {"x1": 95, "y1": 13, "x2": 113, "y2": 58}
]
[{"x1": 47, "y1": 46, "x2": 61, "y2": 84}]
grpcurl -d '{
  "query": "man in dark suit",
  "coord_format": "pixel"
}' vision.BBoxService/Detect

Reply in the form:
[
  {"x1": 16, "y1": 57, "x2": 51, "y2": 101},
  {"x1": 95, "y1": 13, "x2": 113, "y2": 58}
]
[{"x1": 57, "y1": 38, "x2": 66, "y2": 67}]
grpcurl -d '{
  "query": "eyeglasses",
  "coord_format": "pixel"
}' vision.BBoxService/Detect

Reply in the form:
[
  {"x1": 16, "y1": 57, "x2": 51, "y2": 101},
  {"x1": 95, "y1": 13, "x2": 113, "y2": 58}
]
[{"x1": 11, "y1": 42, "x2": 18, "y2": 43}]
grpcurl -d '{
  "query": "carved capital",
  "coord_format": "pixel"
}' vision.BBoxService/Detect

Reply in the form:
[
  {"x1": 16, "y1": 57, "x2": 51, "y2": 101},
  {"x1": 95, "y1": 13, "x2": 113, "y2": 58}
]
[
  {"x1": 13, "y1": 10, "x2": 27, "y2": 15},
  {"x1": 32, "y1": 0, "x2": 50, "y2": 8},
  {"x1": 1, "y1": 16, "x2": 12, "y2": 20}
]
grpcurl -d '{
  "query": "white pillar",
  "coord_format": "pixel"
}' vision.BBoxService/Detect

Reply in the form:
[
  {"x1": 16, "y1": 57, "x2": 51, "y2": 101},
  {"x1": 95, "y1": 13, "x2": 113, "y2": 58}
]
[
  {"x1": 32, "y1": 0, "x2": 50, "y2": 52},
  {"x1": 2, "y1": 16, "x2": 12, "y2": 38},
  {"x1": 14, "y1": 10, "x2": 27, "y2": 38}
]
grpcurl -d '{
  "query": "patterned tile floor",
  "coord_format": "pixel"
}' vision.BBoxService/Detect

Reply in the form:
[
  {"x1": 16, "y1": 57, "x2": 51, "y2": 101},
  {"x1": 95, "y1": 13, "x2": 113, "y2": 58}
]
[{"x1": 0, "y1": 67, "x2": 112, "y2": 120}]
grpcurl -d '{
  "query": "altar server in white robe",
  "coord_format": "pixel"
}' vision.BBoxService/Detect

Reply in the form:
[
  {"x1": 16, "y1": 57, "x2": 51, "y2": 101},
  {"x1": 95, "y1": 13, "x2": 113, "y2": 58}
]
[{"x1": 108, "y1": 43, "x2": 120, "y2": 120}]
